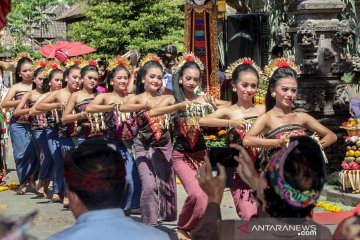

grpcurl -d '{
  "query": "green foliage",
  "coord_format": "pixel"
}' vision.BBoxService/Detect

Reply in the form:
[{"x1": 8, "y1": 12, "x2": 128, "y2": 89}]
[{"x1": 68, "y1": 0, "x2": 184, "y2": 57}]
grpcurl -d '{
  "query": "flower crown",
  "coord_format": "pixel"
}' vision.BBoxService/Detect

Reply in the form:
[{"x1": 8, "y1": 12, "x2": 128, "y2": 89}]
[
  {"x1": 33, "y1": 59, "x2": 48, "y2": 70},
  {"x1": 43, "y1": 60, "x2": 64, "y2": 77},
  {"x1": 225, "y1": 57, "x2": 261, "y2": 80},
  {"x1": 78, "y1": 59, "x2": 98, "y2": 69},
  {"x1": 173, "y1": 52, "x2": 204, "y2": 74},
  {"x1": 65, "y1": 57, "x2": 84, "y2": 68},
  {"x1": 107, "y1": 56, "x2": 133, "y2": 72},
  {"x1": 263, "y1": 58, "x2": 301, "y2": 80},
  {"x1": 14, "y1": 52, "x2": 32, "y2": 66},
  {"x1": 139, "y1": 54, "x2": 164, "y2": 68}
]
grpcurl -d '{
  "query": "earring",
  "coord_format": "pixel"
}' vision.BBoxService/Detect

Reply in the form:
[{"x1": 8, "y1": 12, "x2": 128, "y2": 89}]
[
  {"x1": 179, "y1": 80, "x2": 183, "y2": 85},
  {"x1": 110, "y1": 82, "x2": 113, "y2": 85},
  {"x1": 232, "y1": 87, "x2": 237, "y2": 92},
  {"x1": 271, "y1": 92, "x2": 276, "y2": 98},
  {"x1": 141, "y1": 79, "x2": 145, "y2": 83}
]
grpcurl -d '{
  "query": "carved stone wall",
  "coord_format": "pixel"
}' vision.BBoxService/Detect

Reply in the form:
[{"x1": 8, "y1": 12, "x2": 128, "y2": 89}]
[{"x1": 276, "y1": 0, "x2": 355, "y2": 171}]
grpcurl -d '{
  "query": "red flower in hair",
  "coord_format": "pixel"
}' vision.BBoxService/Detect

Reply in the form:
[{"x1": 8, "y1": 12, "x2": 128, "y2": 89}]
[
  {"x1": 40, "y1": 62, "x2": 47, "y2": 67},
  {"x1": 278, "y1": 61, "x2": 290, "y2": 68},
  {"x1": 117, "y1": 60, "x2": 125, "y2": 67},
  {"x1": 152, "y1": 57, "x2": 160, "y2": 62},
  {"x1": 51, "y1": 64, "x2": 58, "y2": 70},
  {"x1": 74, "y1": 59, "x2": 82, "y2": 65},
  {"x1": 88, "y1": 60, "x2": 97, "y2": 66},
  {"x1": 185, "y1": 55, "x2": 195, "y2": 62},
  {"x1": 243, "y1": 59, "x2": 254, "y2": 65}
]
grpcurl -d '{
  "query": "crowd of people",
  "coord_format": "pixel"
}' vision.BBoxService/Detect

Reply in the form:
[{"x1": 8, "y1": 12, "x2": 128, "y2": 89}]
[{"x1": 1, "y1": 46, "x2": 359, "y2": 240}]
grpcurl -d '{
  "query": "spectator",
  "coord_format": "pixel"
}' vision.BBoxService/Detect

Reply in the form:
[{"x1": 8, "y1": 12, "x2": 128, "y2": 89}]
[
  {"x1": 192, "y1": 135, "x2": 332, "y2": 240},
  {"x1": 48, "y1": 139, "x2": 170, "y2": 240},
  {"x1": 160, "y1": 45, "x2": 178, "y2": 95}
]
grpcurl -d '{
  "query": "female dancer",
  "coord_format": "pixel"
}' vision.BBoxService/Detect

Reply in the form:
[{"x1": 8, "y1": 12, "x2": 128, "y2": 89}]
[
  {"x1": 61, "y1": 62, "x2": 102, "y2": 145},
  {"x1": 199, "y1": 58, "x2": 264, "y2": 220},
  {"x1": 243, "y1": 58, "x2": 337, "y2": 167},
  {"x1": 120, "y1": 54, "x2": 176, "y2": 226},
  {"x1": 30, "y1": 63, "x2": 65, "y2": 203},
  {"x1": 2, "y1": 54, "x2": 38, "y2": 194},
  {"x1": 35, "y1": 62, "x2": 81, "y2": 207},
  {"x1": 86, "y1": 56, "x2": 141, "y2": 215},
  {"x1": 14, "y1": 61, "x2": 52, "y2": 197},
  {"x1": 149, "y1": 54, "x2": 230, "y2": 239}
]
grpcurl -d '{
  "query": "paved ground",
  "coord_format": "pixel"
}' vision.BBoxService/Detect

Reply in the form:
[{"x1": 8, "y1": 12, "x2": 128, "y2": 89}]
[{"x1": 0, "y1": 144, "x2": 343, "y2": 240}]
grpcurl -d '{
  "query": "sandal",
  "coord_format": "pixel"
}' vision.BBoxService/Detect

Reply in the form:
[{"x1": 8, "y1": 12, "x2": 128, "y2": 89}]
[
  {"x1": 63, "y1": 197, "x2": 69, "y2": 209},
  {"x1": 51, "y1": 194, "x2": 62, "y2": 203},
  {"x1": 15, "y1": 184, "x2": 27, "y2": 195}
]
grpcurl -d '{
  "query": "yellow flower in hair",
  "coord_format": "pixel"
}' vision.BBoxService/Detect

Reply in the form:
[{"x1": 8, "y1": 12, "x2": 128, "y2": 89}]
[
  {"x1": 107, "y1": 56, "x2": 133, "y2": 72},
  {"x1": 79, "y1": 59, "x2": 98, "y2": 69},
  {"x1": 263, "y1": 58, "x2": 301, "y2": 81},
  {"x1": 173, "y1": 52, "x2": 204, "y2": 74},
  {"x1": 225, "y1": 57, "x2": 262, "y2": 80},
  {"x1": 43, "y1": 60, "x2": 64, "y2": 77},
  {"x1": 13, "y1": 52, "x2": 32, "y2": 65},
  {"x1": 65, "y1": 57, "x2": 84, "y2": 68},
  {"x1": 33, "y1": 59, "x2": 48, "y2": 70},
  {"x1": 139, "y1": 53, "x2": 164, "y2": 68}
]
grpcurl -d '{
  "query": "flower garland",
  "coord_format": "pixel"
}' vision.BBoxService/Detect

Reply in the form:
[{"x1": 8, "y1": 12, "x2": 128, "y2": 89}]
[
  {"x1": 78, "y1": 59, "x2": 98, "y2": 69},
  {"x1": 315, "y1": 201, "x2": 342, "y2": 212},
  {"x1": 0, "y1": 182, "x2": 17, "y2": 192}
]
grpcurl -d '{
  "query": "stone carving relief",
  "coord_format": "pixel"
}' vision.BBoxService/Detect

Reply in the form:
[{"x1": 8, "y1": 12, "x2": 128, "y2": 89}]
[
  {"x1": 293, "y1": 87, "x2": 326, "y2": 112},
  {"x1": 301, "y1": 59, "x2": 318, "y2": 75},
  {"x1": 297, "y1": 22, "x2": 317, "y2": 49},
  {"x1": 275, "y1": 23, "x2": 292, "y2": 48},
  {"x1": 331, "y1": 60, "x2": 353, "y2": 74},
  {"x1": 332, "y1": 20, "x2": 354, "y2": 49}
]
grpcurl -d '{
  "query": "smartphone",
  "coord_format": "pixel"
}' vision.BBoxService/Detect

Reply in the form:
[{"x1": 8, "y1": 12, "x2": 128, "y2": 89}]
[{"x1": 207, "y1": 147, "x2": 239, "y2": 168}]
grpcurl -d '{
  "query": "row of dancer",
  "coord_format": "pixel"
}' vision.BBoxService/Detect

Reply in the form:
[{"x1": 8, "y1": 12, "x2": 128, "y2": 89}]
[{"x1": 2, "y1": 53, "x2": 337, "y2": 240}]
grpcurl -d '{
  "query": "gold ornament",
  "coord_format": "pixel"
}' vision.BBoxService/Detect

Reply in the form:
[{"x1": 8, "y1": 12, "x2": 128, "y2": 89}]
[
  {"x1": 179, "y1": 80, "x2": 183, "y2": 85},
  {"x1": 110, "y1": 82, "x2": 114, "y2": 85},
  {"x1": 271, "y1": 92, "x2": 276, "y2": 98},
  {"x1": 78, "y1": 59, "x2": 98, "y2": 69},
  {"x1": 173, "y1": 52, "x2": 204, "y2": 74},
  {"x1": 263, "y1": 58, "x2": 301, "y2": 81},
  {"x1": 139, "y1": 54, "x2": 164, "y2": 68},
  {"x1": 232, "y1": 87, "x2": 237, "y2": 92},
  {"x1": 225, "y1": 57, "x2": 262, "y2": 80},
  {"x1": 107, "y1": 55, "x2": 133, "y2": 72}
]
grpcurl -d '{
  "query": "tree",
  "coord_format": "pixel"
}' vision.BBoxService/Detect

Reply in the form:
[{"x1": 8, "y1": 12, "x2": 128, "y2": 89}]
[{"x1": 67, "y1": 0, "x2": 184, "y2": 57}]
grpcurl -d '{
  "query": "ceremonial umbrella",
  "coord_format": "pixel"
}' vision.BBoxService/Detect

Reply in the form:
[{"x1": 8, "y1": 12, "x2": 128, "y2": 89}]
[
  {"x1": 0, "y1": 0, "x2": 11, "y2": 30},
  {"x1": 39, "y1": 41, "x2": 96, "y2": 62}
]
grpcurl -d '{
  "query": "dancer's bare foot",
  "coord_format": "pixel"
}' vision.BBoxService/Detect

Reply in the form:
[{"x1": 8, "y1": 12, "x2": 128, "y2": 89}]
[
  {"x1": 43, "y1": 180, "x2": 50, "y2": 198},
  {"x1": 29, "y1": 174, "x2": 37, "y2": 190},
  {"x1": 52, "y1": 193, "x2": 62, "y2": 203},
  {"x1": 36, "y1": 180, "x2": 45, "y2": 196},
  {"x1": 63, "y1": 196, "x2": 69, "y2": 208},
  {"x1": 177, "y1": 229, "x2": 191, "y2": 240},
  {"x1": 15, "y1": 184, "x2": 27, "y2": 195}
]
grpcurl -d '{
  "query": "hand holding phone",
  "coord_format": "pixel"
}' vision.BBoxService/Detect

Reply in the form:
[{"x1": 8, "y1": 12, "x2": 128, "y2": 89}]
[{"x1": 207, "y1": 147, "x2": 239, "y2": 168}]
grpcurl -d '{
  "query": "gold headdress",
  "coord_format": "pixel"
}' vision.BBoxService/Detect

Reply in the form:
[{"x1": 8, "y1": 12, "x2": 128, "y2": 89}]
[
  {"x1": 139, "y1": 54, "x2": 164, "y2": 68},
  {"x1": 33, "y1": 59, "x2": 48, "y2": 70},
  {"x1": 65, "y1": 57, "x2": 84, "y2": 68},
  {"x1": 43, "y1": 60, "x2": 64, "y2": 77},
  {"x1": 173, "y1": 52, "x2": 204, "y2": 74},
  {"x1": 78, "y1": 59, "x2": 98, "y2": 69},
  {"x1": 107, "y1": 56, "x2": 133, "y2": 72},
  {"x1": 263, "y1": 58, "x2": 301, "y2": 80},
  {"x1": 225, "y1": 57, "x2": 261, "y2": 80},
  {"x1": 14, "y1": 52, "x2": 32, "y2": 66}
]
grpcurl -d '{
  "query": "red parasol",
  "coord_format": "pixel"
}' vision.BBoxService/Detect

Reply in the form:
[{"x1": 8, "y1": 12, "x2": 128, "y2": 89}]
[
  {"x1": 0, "y1": 0, "x2": 11, "y2": 30},
  {"x1": 39, "y1": 41, "x2": 96, "y2": 62}
]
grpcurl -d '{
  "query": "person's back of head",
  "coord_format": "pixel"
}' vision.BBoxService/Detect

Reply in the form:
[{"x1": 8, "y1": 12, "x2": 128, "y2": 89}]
[
  {"x1": 64, "y1": 139, "x2": 126, "y2": 211},
  {"x1": 264, "y1": 135, "x2": 325, "y2": 218}
]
